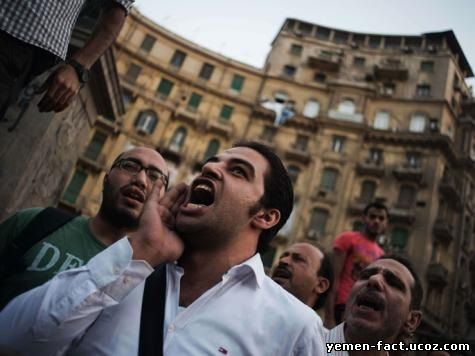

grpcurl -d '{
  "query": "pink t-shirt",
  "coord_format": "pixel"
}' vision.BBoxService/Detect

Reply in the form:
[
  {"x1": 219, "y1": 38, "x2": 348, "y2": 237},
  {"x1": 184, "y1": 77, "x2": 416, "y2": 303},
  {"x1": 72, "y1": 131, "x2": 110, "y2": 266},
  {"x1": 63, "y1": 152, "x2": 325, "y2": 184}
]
[{"x1": 333, "y1": 231, "x2": 385, "y2": 305}]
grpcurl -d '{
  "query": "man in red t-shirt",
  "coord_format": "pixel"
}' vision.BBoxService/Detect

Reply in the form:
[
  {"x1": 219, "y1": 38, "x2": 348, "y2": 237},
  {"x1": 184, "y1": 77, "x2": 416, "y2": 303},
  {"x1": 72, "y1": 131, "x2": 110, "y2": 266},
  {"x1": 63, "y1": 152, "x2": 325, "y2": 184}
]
[{"x1": 324, "y1": 202, "x2": 388, "y2": 328}]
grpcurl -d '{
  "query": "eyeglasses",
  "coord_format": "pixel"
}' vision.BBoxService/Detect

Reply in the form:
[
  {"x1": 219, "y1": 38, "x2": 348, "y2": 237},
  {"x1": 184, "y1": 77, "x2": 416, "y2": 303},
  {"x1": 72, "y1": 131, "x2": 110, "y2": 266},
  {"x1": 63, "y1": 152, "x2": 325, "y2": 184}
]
[{"x1": 112, "y1": 159, "x2": 169, "y2": 188}]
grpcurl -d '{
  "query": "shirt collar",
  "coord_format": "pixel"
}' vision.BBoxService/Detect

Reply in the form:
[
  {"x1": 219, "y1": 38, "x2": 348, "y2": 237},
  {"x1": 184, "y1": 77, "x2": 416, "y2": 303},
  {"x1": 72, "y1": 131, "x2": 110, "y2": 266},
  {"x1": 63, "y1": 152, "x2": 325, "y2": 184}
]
[{"x1": 223, "y1": 253, "x2": 265, "y2": 289}]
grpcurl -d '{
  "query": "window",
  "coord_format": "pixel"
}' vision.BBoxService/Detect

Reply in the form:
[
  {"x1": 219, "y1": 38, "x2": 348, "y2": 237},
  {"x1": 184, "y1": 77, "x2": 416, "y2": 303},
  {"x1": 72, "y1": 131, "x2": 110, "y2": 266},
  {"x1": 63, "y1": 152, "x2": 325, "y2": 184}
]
[
  {"x1": 334, "y1": 31, "x2": 349, "y2": 44},
  {"x1": 122, "y1": 88, "x2": 134, "y2": 110},
  {"x1": 308, "y1": 208, "x2": 329, "y2": 239},
  {"x1": 374, "y1": 111, "x2": 390, "y2": 130},
  {"x1": 429, "y1": 118, "x2": 439, "y2": 132},
  {"x1": 385, "y1": 37, "x2": 401, "y2": 49},
  {"x1": 287, "y1": 165, "x2": 300, "y2": 184},
  {"x1": 360, "y1": 180, "x2": 376, "y2": 203},
  {"x1": 338, "y1": 99, "x2": 355, "y2": 114},
  {"x1": 203, "y1": 139, "x2": 220, "y2": 161},
  {"x1": 420, "y1": 61, "x2": 434, "y2": 72},
  {"x1": 187, "y1": 92, "x2": 202, "y2": 111},
  {"x1": 382, "y1": 82, "x2": 396, "y2": 96},
  {"x1": 156, "y1": 78, "x2": 174, "y2": 98},
  {"x1": 199, "y1": 63, "x2": 214, "y2": 80},
  {"x1": 230, "y1": 74, "x2": 245, "y2": 92},
  {"x1": 140, "y1": 34, "x2": 156, "y2": 52},
  {"x1": 320, "y1": 168, "x2": 338, "y2": 191},
  {"x1": 303, "y1": 99, "x2": 320, "y2": 118},
  {"x1": 260, "y1": 126, "x2": 276, "y2": 143},
  {"x1": 169, "y1": 127, "x2": 187, "y2": 152},
  {"x1": 331, "y1": 136, "x2": 346, "y2": 153},
  {"x1": 84, "y1": 131, "x2": 107, "y2": 160},
  {"x1": 294, "y1": 135, "x2": 309, "y2": 151},
  {"x1": 406, "y1": 152, "x2": 422, "y2": 168},
  {"x1": 314, "y1": 72, "x2": 326, "y2": 83},
  {"x1": 369, "y1": 36, "x2": 381, "y2": 48},
  {"x1": 290, "y1": 44, "x2": 303, "y2": 56},
  {"x1": 282, "y1": 65, "x2": 296, "y2": 78},
  {"x1": 170, "y1": 50, "x2": 186, "y2": 68},
  {"x1": 369, "y1": 148, "x2": 383, "y2": 164},
  {"x1": 63, "y1": 170, "x2": 88, "y2": 204},
  {"x1": 353, "y1": 57, "x2": 366, "y2": 67},
  {"x1": 134, "y1": 110, "x2": 158, "y2": 135},
  {"x1": 398, "y1": 185, "x2": 415, "y2": 208},
  {"x1": 219, "y1": 105, "x2": 234, "y2": 121},
  {"x1": 416, "y1": 84, "x2": 431, "y2": 97},
  {"x1": 124, "y1": 63, "x2": 141, "y2": 83},
  {"x1": 391, "y1": 227, "x2": 409, "y2": 251},
  {"x1": 409, "y1": 114, "x2": 426, "y2": 132},
  {"x1": 297, "y1": 22, "x2": 313, "y2": 35},
  {"x1": 316, "y1": 27, "x2": 330, "y2": 40}
]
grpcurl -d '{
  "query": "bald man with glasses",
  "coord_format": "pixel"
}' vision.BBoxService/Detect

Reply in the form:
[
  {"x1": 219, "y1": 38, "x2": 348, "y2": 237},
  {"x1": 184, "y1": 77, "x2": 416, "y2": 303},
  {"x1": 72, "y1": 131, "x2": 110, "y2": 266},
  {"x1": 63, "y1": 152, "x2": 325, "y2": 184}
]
[{"x1": 0, "y1": 146, "x2": 169, "y2": 309}]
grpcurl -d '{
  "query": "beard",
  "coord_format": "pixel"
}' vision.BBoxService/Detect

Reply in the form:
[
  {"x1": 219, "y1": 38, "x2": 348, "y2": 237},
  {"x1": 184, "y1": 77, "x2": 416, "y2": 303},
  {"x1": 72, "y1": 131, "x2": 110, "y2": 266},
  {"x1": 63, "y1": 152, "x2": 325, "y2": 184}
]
[{"x1": 99, "y1": 181, "x2": 141, "y2": 230}]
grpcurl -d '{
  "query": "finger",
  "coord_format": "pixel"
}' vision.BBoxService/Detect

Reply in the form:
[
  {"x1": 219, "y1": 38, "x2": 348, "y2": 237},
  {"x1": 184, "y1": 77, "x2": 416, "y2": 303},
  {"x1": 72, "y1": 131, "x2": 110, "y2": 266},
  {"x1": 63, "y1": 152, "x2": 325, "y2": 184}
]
[
  {"x1": 159, "y1": 183, "x2": 188, "y2": 211},
  {"x1": 169, "y1": 184, "x2": 188, "y2": 216},
  {"x1": 54, "y1": 92, "x2": 75, "y2": 112},
  {"x1": 38, "y1": 82, "x2": 61, "y2": 112}
]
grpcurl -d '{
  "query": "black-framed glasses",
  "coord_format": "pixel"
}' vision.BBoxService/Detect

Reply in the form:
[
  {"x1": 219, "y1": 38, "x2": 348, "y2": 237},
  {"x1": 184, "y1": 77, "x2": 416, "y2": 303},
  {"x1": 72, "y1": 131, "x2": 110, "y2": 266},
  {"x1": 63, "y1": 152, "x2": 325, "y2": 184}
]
[{"x1": 112, "y1": 158, "x2": 168, "y2": 188}]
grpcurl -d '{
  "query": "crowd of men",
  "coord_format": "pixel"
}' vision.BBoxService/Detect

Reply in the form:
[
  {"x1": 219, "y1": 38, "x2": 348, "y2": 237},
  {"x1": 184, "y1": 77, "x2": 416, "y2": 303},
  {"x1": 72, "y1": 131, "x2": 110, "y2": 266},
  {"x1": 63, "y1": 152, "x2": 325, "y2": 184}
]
[
  {"x1": 0, "y1": 141, "x2": 447, "y2": 356},
  {"x1": 0, "y1": 1, "x2": 453, "y2": 355}
]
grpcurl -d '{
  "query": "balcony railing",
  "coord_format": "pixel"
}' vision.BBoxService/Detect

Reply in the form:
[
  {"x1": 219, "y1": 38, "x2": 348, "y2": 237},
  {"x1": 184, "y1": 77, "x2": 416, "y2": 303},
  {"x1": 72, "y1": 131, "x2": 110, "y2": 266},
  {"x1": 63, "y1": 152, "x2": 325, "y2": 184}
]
[
  {"x1": 439, "y1": 173, "x2": 463, "y2": 207},
  {"x1": 432, "y1": 218, "x2": 455, "y2": 244},
  {"x1": 374, "y1": 60, "x2": 409, "y2": 80},
  {"x1": 426, "y1": 262, "x2": 449, "y2": 287},
  {"x1": 78, "y1": 152, "x2": 109, "y2": 172},
  {"x1": 392, "y1": 163, "x2": 424, "y2": 183},
  {"x1": 356, "y1": 159, "x2": 385, "y2": 177},
  {"x1": 307, "y1": 52, "x2": 341, "y2": 72},
  {"x1": 390, "y1": 205, "x2": 416, "y2": 224},
  {"x1": 284, "y1": 145, "x2": 311, "y2": 165},
  {"x1": 328, "y1": 110, "x2": 364, "y2": 123}
]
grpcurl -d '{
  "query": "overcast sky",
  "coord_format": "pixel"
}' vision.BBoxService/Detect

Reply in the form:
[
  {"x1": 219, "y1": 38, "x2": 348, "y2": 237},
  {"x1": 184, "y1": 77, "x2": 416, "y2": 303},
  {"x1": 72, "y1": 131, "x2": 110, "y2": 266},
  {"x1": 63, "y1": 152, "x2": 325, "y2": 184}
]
[{"x1": 136, "y1": 0, "x2": 475, "y2": 88}]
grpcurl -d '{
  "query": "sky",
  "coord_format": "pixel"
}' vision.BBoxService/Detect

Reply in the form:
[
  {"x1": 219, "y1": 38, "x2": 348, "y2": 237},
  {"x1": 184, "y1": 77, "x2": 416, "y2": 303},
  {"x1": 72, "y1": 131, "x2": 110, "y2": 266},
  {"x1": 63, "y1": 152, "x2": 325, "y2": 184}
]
[{"x1": 135, "y1": 0, "x2": 475, "y2": 88}]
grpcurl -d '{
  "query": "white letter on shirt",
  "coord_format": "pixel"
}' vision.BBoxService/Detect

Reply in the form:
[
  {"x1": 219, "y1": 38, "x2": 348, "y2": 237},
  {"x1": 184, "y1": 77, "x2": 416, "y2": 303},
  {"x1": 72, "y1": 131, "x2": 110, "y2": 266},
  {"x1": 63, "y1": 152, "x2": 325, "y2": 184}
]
[{"x1": 27, "y1": 242, "x2": 60, "y2": 271}]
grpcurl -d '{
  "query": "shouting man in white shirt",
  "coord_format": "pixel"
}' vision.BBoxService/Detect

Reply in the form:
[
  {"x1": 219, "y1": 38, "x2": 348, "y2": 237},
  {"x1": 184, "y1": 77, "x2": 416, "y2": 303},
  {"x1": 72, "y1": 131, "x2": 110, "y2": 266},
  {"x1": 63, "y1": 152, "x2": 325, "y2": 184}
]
[{"x1": 0, "y1": 141, "x2": 326, "y2": 356}]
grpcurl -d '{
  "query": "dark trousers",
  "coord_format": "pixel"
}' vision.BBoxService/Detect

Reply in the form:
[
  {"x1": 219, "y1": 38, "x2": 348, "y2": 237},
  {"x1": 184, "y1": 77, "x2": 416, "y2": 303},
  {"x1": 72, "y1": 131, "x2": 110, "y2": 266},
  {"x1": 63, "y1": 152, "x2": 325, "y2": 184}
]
[
  {"x1": 0, "y1": 30, "x2": 59, "y2": 119},
  {"x1": 334, "y1": 303, "x2": 346, "y2": 324}
]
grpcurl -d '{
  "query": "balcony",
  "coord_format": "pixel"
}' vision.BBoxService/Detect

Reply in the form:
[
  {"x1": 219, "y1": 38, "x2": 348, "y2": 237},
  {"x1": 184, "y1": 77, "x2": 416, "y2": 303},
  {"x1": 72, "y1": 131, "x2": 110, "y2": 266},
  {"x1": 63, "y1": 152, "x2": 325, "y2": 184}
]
[
  {"x1": 173, "y1": 107, "x2": 200, "y2": 126},
  {"x1": 432, "y1": 218, "x2": 455, "y2": 245},
  {"x1": 312, "y1": 188, "x2": 338, "y2": 204},
  {"x1": 157, "y1": 143, "x2": 186, "y2": 165},
  {"x1": 374, "y1": 60, "x2": 409, "y2": 81},
  {"x1": 95, "y1": 115, "x2": 120, "y2": 135},
  {"x1": 356, "y1": 159, "x2": 385, "y2": 177},
  {"x1": 426, "y1": 262, "x2": 449, "y2": 287},
  {"x1": 392, "y1": 164, "x2": 424, "y2": 183},
  {"x1": 78, "y1": 153, "x2": 108, "y2": 173},
  {"x1": 328, "y1": 110, "x2": 364, "y2": 123},
  {"x1": 390, "y1": 205, "x2": 416, "y2": 224},
  {"x1": 439, "y1": 174, "x2": 463, "y2": 207},
  {"x1": 307, "y1": 52, "x2": 341, "y2": 72},
  {"x1": 206, "y1": 119, "x2": 233, "y2": 139},
  {"x1": 347, "y1": 199, "x2": 368, "y2": 215},
  {"x1": 284, "y1": 146, "x2": 311, "y2": 165}
]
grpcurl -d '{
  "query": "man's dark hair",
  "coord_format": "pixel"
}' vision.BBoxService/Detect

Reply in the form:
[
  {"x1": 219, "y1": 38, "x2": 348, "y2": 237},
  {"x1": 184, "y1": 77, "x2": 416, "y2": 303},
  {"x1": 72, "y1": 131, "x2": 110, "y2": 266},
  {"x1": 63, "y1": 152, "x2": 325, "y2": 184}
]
[
  {"x1": 378, "y1": 254, "x2": 423, "y2": 310},
  {"x1": 314, "y1": 252, "x2": 333, "y2": 310},
  {"x1": 363, "y1": 201, "x2": 389, "y2": 217},
  {"x1": 233, "y1": 141, "x2": 294, "y2": 253}
]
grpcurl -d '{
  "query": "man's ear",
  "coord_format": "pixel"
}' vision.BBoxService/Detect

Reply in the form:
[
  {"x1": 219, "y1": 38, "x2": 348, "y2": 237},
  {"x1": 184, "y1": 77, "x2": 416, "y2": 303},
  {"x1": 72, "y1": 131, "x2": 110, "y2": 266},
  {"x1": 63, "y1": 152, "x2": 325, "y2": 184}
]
[
  {"x1": 404, "y1": 309, "x2": 422, "y2": 334},
  {"x1": 251, "y1": 208, "x2": 280, "y2": 231},
  {"x1": 314, "y1": 277, "x2": 330, "y2": 295}
]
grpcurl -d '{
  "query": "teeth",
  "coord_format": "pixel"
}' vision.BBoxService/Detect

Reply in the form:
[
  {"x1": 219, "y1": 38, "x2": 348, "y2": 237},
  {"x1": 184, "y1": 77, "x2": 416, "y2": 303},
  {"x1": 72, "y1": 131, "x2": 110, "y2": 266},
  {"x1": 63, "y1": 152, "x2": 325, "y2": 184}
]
[
  {"x1": 187, "y1": 203, "x2": 204, "y2": 208},
  {"x1": 194, "y1": 184, "x2": 212, "y2": 192}
]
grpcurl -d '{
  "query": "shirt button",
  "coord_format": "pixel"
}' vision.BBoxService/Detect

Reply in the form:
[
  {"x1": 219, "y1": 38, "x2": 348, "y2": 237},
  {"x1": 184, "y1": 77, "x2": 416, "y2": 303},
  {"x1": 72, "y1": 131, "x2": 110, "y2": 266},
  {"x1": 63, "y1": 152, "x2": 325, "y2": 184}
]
[{"x1": 168, "y1": 324, "x2": 175, "y2": 332}]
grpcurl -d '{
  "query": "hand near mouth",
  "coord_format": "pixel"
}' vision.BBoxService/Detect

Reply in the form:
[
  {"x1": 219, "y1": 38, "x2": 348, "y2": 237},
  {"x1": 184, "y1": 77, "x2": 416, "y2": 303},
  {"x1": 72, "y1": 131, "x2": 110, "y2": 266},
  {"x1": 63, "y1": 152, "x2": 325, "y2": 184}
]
[{"x1": 129, "y1": 182, "x2": 188, "y2": 267}]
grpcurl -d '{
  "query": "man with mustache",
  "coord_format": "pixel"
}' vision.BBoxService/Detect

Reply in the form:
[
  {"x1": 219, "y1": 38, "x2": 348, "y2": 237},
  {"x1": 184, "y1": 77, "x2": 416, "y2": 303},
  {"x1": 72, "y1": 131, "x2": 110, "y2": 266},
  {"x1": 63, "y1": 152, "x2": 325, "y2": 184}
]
[
  {"x1": 0, "y1": 146, "x2": 168, "y2": 309},
  {"x1": 272, "y1": 242, "x2": 332, "y2": 311},
  {"x1": 326, "y1": 255, "x2": 423, "y2": 356},
  {"x1": 0, "y1": 141, "x2": 325, "y2": 356}
]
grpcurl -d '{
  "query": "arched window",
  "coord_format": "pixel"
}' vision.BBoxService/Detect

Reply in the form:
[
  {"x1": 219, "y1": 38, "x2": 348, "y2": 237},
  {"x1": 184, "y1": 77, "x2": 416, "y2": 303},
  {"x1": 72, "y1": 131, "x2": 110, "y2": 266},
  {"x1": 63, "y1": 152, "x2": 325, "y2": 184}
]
[
  {"x1": 398, "y1": 185, "x2": 416, "y2": 208},
  {"x1": 169, "y1": 127, "x2": 187, "y2": 152},
  {"x1": 360, "y1": 180, "x2": 376, "y2": 203},
  {"x1": 287, "y1": 165, "x2": 300, "y2": 185},
  {"x1": 134, "y1": 110, "x2": 158, "y2": 135},
  {"x1": 337, "y1": 99, "x2": 355, "y2": 114},
  {"x1": 374, "y1": 111, "x2": 390, "y2": 130},
  {"x1": 308, "y1": 208, "x2": 329, "y2": 239},
  {"x1": 409, "y1": 113, "x2": 426, "y2": 133},
  {"x1": 203, "y1": 139, "x2": 220, "y2": 161},
  {"x1": 391, "y1": 227, "x2": 409, "y2": 252},
  {"x1": 303, "y1": 99, "x2": 320, "y2": 118},
  {"x1": 320, "y1": 168, "x2": 339, "y2": 191}
]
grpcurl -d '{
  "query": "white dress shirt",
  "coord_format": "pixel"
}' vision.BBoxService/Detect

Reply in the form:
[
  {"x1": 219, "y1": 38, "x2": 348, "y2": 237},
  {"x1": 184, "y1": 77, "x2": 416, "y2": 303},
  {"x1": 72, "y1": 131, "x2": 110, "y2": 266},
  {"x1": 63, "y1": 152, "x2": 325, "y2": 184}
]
[
  {"x1": 325, "y1": 322, "x2": 348, "y2": 356},
  {"x1": 0, "y1": 238, "x2": 325, "y2": 356}
]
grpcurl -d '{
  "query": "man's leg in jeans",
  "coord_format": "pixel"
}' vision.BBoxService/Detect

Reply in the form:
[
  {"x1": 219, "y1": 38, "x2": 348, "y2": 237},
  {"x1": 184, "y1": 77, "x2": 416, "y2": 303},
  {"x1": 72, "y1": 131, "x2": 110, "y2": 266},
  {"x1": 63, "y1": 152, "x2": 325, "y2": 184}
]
[{"x1": 0, "y1": 31, "x2": 34, "y2": 120}]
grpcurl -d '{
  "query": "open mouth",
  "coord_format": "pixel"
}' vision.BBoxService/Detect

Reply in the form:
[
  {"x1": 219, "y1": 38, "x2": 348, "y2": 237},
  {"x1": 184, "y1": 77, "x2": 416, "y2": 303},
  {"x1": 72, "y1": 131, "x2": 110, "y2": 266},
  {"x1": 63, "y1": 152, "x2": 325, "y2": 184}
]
[
  {"x1": 186, "y1": 179, "x2": 215, "y2": 208},
  {"x1": 272, "y1": 265, "x2": 292, "y2": 279},
  {"x1": 122, "y1": 186, "x2": 146, "y2": 203},
  {"x1": 355, "y1": 293, "x2": 385, "y2": 312}
]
